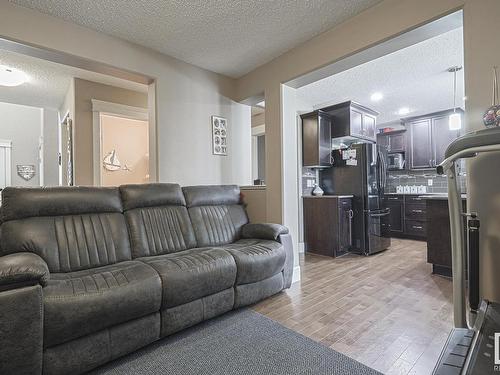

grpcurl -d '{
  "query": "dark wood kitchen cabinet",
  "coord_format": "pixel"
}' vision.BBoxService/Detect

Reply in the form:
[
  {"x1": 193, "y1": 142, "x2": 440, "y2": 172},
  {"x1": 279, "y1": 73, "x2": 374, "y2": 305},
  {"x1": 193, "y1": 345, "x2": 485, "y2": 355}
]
[
  {"x1": 405, "y1": 109, "x2": 463, "y2": 170},
  {"x1": 301, "y1": 110, "x2": 332, "y2": 168},
  {"x1": 322, "y1": 101, "x2": 378, "y2": 142},
  {"x1": 426, "y1": 197, "x2": 467, "y2": 277},
  {"x1": 377, "y1": 130, "x2": 407, "y2": 153},
  {"x1": 384, "y1": 194, "x2": 427, "y2": 240},
  {"x1": 303, "y1": 196, "x2": 353, "y2": 257},
  {"x1": 385, "y1": 195, "x2": 404, "y2": 234}
]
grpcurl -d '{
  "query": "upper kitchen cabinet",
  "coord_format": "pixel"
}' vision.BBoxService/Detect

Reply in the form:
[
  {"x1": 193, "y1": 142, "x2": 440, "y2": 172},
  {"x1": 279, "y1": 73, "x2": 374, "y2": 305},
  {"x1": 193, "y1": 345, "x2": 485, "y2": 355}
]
[
  {"x1": 323, "y1": 101, "x2": 379, "y2": 143},
  {"x1": 405, "y1": 109, "x2": 463, "y2": 169},
  {"x1": 377, "y1": 130, "x2": 406, "y2": 152},
  {"x1": 301, "y1": 110, "x2": 332, "y2": 167}
]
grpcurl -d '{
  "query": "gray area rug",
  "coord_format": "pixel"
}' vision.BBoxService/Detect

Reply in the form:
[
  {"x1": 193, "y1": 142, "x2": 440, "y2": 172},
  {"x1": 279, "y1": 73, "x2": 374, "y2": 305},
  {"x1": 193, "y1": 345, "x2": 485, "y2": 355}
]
[{"x1": 90, "y1": 309, "x2": 381, "y2": 375}]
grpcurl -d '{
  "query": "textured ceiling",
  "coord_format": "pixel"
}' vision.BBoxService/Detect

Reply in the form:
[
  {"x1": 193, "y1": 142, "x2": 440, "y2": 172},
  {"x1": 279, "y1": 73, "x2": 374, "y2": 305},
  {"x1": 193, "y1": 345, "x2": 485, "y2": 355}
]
[
  {"x1": 297, "y1": 28, "x2": 465, "y2": 124},
  {"x1": 10, "y1": 0, "x2": 383, "y2": 78},
  {"x1": 0, "y1": 49, "x2": 147, "y2": 110}
]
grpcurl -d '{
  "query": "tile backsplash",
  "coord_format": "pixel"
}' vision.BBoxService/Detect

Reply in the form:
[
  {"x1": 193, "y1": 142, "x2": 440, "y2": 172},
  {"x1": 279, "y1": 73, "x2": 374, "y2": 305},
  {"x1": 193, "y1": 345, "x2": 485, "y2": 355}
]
[
  {"x1": 386, "y1": 169, "x2": 467, "y2": 194},
  {"x1": 302, "y1": 167, "x2": 467, "y2": 195}
]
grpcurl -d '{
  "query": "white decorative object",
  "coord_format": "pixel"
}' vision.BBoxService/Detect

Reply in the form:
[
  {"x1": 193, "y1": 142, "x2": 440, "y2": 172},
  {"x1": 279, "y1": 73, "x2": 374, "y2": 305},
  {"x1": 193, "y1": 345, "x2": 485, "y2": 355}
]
[
  {"x1": 312, "y1": 184, "x2": 324, "y2": 196},
  {"x1": 17, "y1": 165, "x2": 35, "y2": 181},
  {"x1": 212, "y1": 116, "x2": 227, "y2": 156},
  {"x1": 103, "y1": 150, "x2": 131, "y2": 172}
]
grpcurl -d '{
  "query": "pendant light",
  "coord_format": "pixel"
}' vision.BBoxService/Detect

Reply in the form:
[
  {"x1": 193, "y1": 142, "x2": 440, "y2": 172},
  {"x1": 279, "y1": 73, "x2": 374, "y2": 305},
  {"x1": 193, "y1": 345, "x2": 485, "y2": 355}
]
[{"x1": 448, "y1": 66, "x2": 462, "y2": 130}]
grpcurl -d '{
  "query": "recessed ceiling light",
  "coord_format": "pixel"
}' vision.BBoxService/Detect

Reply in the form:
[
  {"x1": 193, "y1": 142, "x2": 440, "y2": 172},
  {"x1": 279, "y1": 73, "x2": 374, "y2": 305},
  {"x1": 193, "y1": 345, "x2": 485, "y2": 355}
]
[
  {"x1": 398, "y1": 107, "x2": 410, "y2": 116},
  {"x1": 370, "y1": 92, "x2": 383, "y2": 101},
  {"x1": 0, "y1": 65, "x2": 28, "y2": 87}
]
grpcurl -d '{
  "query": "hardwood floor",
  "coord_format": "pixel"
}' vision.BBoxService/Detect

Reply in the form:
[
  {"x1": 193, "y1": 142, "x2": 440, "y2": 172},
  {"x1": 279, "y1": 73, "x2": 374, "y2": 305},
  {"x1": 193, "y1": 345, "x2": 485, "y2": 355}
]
[{"x1": 251, "y1": 238, "x2": 453, "y2": 375}]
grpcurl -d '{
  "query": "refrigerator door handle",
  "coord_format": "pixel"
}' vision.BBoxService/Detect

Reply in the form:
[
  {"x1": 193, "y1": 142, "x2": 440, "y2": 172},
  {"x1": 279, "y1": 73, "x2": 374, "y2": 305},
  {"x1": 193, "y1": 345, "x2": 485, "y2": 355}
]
[{"x1": 368, "y1": 208, "x2": 390, "y2": 217}]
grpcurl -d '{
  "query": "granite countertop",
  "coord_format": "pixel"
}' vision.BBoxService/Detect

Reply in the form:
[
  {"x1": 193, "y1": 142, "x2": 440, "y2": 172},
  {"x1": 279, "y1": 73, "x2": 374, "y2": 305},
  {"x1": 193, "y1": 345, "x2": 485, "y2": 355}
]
[
  {"x1": 418, "y1": 194, "x2": 468, "y2": 200},
  {"x1": 303, "y1": 194, "x2": 354, "y2": 199}
]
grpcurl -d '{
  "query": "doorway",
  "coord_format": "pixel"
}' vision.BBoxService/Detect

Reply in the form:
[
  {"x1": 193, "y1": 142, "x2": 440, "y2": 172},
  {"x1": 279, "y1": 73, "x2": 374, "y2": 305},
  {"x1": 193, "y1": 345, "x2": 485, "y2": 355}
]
[
  {"x1": 92, "y1": 99, "x2": 150, "y2": 186},
  {"x1": 100, "y1": 114, "x2": 149, "y2": 186}
]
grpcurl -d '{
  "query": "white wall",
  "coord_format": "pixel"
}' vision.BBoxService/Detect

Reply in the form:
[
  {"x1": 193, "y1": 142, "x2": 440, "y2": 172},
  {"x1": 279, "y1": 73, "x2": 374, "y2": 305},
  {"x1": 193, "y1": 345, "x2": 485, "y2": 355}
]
[
  {"x1": 0, "y1": 2, "x2": 250, "y2": 188},
  {"x1": 0, "y1": 102, "x2": 42, "y2": 187}
]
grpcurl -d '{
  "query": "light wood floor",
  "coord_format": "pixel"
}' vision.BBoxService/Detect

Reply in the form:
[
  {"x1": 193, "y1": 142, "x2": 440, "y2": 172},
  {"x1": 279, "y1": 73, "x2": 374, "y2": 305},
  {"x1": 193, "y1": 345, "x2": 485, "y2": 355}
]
[{"x1": 251, "y1": 238, "x2": 453, "y2": 375}]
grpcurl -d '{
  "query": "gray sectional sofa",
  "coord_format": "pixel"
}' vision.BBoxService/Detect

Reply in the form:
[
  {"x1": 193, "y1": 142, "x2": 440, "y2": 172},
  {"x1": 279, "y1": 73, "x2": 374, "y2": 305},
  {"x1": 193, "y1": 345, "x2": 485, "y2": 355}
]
[{"x1": 0, "y1": 184, "x2": 293, "y2": 375}]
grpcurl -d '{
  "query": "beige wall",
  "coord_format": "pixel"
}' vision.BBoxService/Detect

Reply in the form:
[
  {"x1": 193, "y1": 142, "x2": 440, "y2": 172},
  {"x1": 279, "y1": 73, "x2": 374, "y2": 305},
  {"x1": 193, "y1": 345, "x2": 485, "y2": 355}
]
[
  {"x1": 73, "y1": 78, "x2": 148, "y2": 185},
  {"x1": 252, "y1": 112, "x2": 265, "y2": 128},
  {"x1": 241, "y1": 188, "x2": 267, "y2": 223},
  {"x1": 0, "y1": 2, "x2": 251, "y2": 188},
  {"x1": 101, "y1": 115, "x2": 149, "y2": 186}
]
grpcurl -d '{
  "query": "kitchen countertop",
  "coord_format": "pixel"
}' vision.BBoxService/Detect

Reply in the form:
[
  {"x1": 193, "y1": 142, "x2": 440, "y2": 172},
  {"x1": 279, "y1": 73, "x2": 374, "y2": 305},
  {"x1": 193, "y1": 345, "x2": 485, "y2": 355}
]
[
  {"x1": 303, "y1": 195, "x2": 354, "y2": 199},
  {"x1": 418, "y1": 194, "x2": 467, "y2": 200}
]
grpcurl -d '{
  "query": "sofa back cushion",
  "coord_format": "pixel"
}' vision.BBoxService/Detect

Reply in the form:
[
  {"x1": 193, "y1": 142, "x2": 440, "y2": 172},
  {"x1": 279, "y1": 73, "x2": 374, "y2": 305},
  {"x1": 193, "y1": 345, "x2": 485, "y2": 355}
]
[
  {"x1": 120, "y1": 183, "x2": 196, "y2": 257},
  {"x1": 0, "y1": 187, "x2": 131, "y2": 273},
  {"x1": 183, "y1": 185, "x2": 248, "y2": 247}
]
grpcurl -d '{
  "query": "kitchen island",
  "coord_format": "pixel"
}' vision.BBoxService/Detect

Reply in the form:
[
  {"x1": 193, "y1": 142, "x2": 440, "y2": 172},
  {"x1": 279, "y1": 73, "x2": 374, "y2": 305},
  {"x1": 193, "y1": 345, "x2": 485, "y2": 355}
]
[{"x1": 423, "y1": 194, "x2": 467, "y2": 277}]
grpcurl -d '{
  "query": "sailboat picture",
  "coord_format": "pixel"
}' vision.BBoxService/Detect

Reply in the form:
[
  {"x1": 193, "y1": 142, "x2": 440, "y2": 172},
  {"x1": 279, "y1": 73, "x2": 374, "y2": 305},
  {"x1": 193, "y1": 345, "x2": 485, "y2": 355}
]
[{"x1": 103, "y1": 150, "x2": 131, "y2": 172}]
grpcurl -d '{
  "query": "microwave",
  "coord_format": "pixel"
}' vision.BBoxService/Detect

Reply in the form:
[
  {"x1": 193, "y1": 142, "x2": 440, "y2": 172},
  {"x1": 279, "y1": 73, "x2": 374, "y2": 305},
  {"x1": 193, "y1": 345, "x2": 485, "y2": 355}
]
[{"x1": 387, "y1": 152, "x2": 405, "y2": 170}]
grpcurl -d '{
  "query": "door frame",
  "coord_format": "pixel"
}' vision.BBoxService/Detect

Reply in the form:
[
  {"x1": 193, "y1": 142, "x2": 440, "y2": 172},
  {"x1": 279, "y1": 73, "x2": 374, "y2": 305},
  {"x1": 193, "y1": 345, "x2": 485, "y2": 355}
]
[
  {"x1": 91, "y1": 99, "x2": 150, "y2": 186},
  {"x1": 0, "y1": 139, "x2": 12, "y2": 188},
  {"x1": 251, "y1": 124, "x2": 265, "y2": 182}
]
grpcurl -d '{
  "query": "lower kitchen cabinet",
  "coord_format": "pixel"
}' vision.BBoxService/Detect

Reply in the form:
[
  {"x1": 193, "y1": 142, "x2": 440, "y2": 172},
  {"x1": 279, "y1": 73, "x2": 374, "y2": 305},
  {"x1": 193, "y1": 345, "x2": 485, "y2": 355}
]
[
  {"x1": 385, "y1": 195, "x2": 404, "y2": 234},
  {"x1": 426, "y1": 197, "x2": 467, "y2": 277},
  {"x1": 303, "y1": 196, "x2": 353, "y2": 257},
  {"x1": 384, "y1": 194, "x2": 427, "y2": 240}
]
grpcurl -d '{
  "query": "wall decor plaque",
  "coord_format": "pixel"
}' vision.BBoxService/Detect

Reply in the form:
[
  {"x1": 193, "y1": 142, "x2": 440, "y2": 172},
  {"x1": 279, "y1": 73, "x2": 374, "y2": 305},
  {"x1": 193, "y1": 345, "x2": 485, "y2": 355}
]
[
  {"x1": 17, "y1": 165, "x2": 36, "y2": 181},
  {"x1": 211, "y1": 116, "x2": 228, "y2": 156}
]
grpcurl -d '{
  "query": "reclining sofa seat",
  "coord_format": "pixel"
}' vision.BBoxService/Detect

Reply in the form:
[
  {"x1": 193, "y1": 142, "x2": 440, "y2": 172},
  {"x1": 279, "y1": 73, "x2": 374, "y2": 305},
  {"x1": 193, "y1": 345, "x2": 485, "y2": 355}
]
[
  {"x1": 120, "y1": 183, "x2": 237, "y2": 336},
  {"x1": 0, "y1": 187, "x2": 162, "y2": 375},
  {"x1": 182, "y1": 185, "x2": 294, "y2": 307},
  {"x1": 0, "y1": 184, "x2": 293, "y2": 375}
]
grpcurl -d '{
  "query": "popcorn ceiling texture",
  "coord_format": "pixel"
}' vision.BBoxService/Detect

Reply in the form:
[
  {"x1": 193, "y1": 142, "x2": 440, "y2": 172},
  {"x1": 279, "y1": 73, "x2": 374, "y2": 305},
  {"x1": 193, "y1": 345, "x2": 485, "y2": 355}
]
[{"x1": 10, "y1": 0, "x2": 382, "y2": 78}]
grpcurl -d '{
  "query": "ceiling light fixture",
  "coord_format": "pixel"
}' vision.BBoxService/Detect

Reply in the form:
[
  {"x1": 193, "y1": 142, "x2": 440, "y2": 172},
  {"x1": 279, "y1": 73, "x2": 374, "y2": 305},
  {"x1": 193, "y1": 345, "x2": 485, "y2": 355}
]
[
  {"x1": 370, "y1": 92, "x2": 383, "y2": 102},
  {"x1": 398, "y1": 107, "x2": 410, "y2": 116},
  {"x1": 0, "y1": 65, "x2": 28, "y2": 87},
  {"x1": 448, "y1": 66, "x2": 463, "y2": 130}
]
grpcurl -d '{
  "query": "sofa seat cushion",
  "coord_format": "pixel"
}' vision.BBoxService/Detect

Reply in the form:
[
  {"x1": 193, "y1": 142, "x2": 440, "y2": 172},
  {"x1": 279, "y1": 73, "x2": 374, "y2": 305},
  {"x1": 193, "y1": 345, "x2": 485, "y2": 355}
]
[
  {"x1": 43, "y1": 261, "x2": 162, "y2": 348},
  {"x1": 221, "y1": 239, "x2": 286, "y2": 285},
  {"x1": 140, "y1": 248, "x2": 236, "y2": 308}
]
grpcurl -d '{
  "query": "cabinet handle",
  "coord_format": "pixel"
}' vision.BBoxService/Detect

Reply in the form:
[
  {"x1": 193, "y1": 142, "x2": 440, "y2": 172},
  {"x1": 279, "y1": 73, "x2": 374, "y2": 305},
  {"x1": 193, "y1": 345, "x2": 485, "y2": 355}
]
[
  {"x1": 388, "y1": 197, "x2": 399, "y2": 200},
  {"x1": 412, "y1": 209, "x2": 423, "y2": 213},
  {"x1": 412, "y1": 225, "x2": 423, "y2": 229}
]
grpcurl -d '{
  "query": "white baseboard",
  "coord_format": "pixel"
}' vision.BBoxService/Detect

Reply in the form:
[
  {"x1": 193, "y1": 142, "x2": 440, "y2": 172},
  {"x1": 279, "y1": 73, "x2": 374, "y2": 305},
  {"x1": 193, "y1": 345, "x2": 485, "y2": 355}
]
[
  {"x1": 298, "y1": 242, "x2": 305, "y2": 254},
  {"x1": 291, "y1": 265, "x2": 301, "y2": 283}
]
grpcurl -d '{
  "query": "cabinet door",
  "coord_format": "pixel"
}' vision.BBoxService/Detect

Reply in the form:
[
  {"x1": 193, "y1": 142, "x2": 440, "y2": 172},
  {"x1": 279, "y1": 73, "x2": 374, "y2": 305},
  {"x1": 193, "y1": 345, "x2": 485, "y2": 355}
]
[
  {"x1": 351, "y1": 109, "x2": 363, "y2": 138},
  {"x1": 386, "y1": 199, "x2": 404, "y2": 233},
  {"x1": 338, "y1": 199, "x2": 352, "y2": 255},
  {"x1": 363, "y1": 113, "x2": 376, "y2": 140},
  {"x1": 389, "y1": 133, "x2": 405, "y2": 152},
  {"x1": 409, "y1": 119, "x2": 433, "y2": 169},
  {"x1": 432, "y1": 115, "x2": 460, "y2": 167}
]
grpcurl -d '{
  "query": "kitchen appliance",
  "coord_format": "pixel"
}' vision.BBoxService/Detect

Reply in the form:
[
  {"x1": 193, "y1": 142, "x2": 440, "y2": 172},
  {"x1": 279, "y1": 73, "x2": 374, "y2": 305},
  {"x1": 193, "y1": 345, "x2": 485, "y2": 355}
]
[
  {"x1": 387, "y1": 152, "x2": 405, "y2": 170},
  {"x1": 320, "y1": 143, "x2": 391, "y2": 255}
]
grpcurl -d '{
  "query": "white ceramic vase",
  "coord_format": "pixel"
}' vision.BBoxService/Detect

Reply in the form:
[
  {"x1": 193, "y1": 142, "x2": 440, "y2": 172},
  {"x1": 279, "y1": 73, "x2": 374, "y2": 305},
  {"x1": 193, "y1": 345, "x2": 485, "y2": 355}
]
[{"x1": 312, "y1": 184, "x2": 324, "y2": 196}]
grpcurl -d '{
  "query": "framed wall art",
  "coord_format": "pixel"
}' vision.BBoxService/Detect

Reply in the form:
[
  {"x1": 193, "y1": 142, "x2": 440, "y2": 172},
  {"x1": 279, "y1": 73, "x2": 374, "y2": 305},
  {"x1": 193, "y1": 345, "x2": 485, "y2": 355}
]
[{"x1": 211, "y1": 116, "x2": 227, "y2": 156}]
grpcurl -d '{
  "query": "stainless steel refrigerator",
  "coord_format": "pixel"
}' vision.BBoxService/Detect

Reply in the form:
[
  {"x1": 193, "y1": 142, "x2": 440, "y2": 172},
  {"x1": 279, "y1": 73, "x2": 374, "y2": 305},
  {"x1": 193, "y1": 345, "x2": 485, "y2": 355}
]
[{"x1": 320, "y1": 143, "x2": 391, "y2": 255}]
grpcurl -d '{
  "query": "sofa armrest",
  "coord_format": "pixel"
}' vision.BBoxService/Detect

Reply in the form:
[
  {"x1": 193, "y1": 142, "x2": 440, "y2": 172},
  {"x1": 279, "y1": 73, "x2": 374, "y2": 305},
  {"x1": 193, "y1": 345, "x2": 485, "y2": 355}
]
[
  {"x1": 0, "y1": 252, "x2": 49, "y2": 289},
  {"x1": 241, "y1": 223, "x2": 289, "y2": 241}
]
